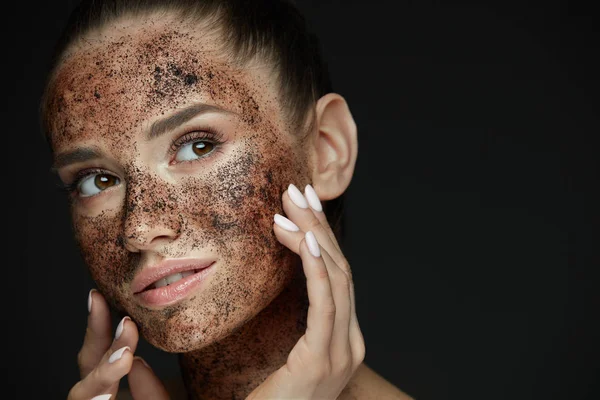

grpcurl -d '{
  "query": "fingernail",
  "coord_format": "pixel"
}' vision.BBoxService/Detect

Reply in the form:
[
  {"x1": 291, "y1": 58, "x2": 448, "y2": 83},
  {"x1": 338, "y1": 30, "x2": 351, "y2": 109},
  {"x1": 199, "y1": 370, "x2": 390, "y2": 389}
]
[
  {"x1": 304, "y1": 184, "x2": 323, "y2": 212},
  {"x1": 305, "y1": 231, "x2": 320, "y2": 257},
  {"x1": 274, "y1": 214, "x2": 300, "y2": 232},
  {"x1": 115, "y1": 316, "x2": 130, "y2": 340},
  {"x1": 288, "y1": 183, "x2": 308, "y2": 209},
  {"x1": 134, "y1": 356, "x2": 151, "y2": 369},
  {"x1": 91, "y1": 395, "x2": 112, "y2": 400},
  {"x1": 108, "y1": 346, "x2": 130, "y2": 364},
  {"x1": 87, "y1": 289, "x2": 95, "y2": 313}
]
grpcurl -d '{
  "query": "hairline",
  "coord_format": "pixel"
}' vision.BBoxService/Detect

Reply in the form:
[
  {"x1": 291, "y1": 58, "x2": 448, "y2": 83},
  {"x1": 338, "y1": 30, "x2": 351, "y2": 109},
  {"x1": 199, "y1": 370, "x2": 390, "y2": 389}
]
[{"x1": 40, "y1": 8, "x2": 316, "y2": 150}]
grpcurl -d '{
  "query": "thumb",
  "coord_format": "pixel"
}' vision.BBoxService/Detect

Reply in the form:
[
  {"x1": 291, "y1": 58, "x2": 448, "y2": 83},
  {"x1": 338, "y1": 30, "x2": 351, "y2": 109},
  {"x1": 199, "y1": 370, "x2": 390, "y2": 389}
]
[{"x1": 128, "y1": 356, "x2": 170, "y2": 400}]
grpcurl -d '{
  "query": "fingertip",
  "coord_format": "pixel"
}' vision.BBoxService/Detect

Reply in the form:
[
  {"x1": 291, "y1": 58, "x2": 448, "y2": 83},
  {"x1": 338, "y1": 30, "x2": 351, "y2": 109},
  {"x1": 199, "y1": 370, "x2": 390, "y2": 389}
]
[
  {"x1": 274, "y1": 213, "x2": 300, "y2": 232},
  {"x1": 133, "y1": 356, "x2": 151, "y2": 369},
  {"x1": 91, "y1": 395, "x2": 113, "y2": 400},
  {"x1": 108, "y1": 346, "x2": 131, "y2": 364},
  {"x1": 305, "y1": 231, "x2": 321, "y2": 258},
  {"x1": 88, "y1": 289, "x2": 96, "y2": 313}
]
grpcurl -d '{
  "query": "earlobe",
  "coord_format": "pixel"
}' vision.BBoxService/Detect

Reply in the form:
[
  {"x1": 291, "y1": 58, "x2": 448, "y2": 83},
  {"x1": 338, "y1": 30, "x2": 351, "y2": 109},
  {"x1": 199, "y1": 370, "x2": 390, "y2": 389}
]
[{"x1": 310, "y1": 93, "x2": 358, "y2": 201}]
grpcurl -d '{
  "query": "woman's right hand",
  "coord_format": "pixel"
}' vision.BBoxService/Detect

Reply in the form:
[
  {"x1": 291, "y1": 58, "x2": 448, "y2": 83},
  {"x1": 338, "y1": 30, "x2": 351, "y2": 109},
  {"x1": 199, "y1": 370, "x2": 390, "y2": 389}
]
[{"x1": 67, "y1": 289, "x2": 170, "y2": 400}]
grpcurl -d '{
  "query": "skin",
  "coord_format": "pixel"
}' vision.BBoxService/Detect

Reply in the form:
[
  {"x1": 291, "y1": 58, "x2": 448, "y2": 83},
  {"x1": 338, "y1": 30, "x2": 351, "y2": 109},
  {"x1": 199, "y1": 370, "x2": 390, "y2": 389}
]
[{"x1": 47, "y1": 13, "x2": 414, "y2": 400}]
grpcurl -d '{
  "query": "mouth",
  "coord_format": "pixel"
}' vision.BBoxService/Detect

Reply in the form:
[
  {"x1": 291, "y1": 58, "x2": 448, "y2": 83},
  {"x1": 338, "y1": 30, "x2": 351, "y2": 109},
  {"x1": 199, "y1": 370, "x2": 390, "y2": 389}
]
[
  {"x1": 138, "y1": 267, "x2": 208, "y2": 292},
  {"x1": 131, "y1": 259, "x2": 216, "y2": 307}
]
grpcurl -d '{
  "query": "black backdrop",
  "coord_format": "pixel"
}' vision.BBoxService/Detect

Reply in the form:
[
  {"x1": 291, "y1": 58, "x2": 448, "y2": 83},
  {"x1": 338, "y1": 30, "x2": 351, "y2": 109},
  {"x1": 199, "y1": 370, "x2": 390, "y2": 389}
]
[{"x1": 23, "y1": 1, "x2": 598, "y2": 399}]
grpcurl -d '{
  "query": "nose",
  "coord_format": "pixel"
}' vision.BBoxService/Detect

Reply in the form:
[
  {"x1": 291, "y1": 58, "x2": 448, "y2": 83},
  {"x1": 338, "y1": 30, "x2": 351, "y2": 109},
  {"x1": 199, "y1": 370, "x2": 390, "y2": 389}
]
[{"x1": 121, "y1": 176, "x2": 182, "y2": 253}]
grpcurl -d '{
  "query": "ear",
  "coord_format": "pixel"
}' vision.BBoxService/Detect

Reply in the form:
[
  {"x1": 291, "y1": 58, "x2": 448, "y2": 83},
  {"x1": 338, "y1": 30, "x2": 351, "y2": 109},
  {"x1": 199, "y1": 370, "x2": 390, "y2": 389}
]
[{"x1": 309, "y1": 93, "x2": 358, "y2": 201}]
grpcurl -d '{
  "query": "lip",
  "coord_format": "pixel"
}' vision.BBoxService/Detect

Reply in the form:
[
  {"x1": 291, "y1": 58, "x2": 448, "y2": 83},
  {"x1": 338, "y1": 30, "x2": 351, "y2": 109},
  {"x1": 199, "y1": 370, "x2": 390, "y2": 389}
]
[{"x1": 131, "y1": 258, "x2": 216, "y2": 307}]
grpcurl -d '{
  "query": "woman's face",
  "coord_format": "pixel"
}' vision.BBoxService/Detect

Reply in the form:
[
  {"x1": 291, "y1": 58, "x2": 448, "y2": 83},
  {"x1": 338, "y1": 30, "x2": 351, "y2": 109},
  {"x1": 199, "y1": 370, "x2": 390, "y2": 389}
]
[{"x1": 47, "y1": 18, "x2": 311, "y2": 352}]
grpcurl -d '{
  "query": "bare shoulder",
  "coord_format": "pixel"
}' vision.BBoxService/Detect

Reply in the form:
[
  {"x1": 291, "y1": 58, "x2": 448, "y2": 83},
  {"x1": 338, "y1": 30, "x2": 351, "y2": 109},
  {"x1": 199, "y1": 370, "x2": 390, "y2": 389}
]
[
  {"x1": 339, "y1": 363, "x2": 415, "y2": 400},
  {"x1": 118, "y1": 363, "x2": 413, "y2": 400},
  {"x1": 117, "y1": 376, "x2": 188, "y2": 400}
]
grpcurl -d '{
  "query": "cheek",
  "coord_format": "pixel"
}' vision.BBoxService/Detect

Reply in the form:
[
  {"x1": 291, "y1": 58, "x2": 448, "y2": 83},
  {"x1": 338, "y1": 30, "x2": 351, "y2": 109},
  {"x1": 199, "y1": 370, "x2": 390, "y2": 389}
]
[
  {"x1": 139, "y1": 145, "x2": 305, "y2": 350},
  {"x1": 173, "y1": 148, "x2": 290, "y2": 269},
  {"x1": 72, "y1": 209, "x2": 137, "y2": 308}
]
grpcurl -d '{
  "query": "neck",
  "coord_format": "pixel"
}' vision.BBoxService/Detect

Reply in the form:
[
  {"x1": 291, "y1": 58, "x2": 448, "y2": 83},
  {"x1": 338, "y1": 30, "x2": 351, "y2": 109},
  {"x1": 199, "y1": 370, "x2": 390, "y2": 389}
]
[{"x1": 178, "y1": 261, "x2": 308, "y2": 400}]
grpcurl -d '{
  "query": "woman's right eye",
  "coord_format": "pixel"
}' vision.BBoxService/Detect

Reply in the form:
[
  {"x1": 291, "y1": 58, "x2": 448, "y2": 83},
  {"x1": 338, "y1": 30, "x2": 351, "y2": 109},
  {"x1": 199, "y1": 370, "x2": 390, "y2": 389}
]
[{"x1": 78, "y1": 173, "x2": 121, "y2": 197}]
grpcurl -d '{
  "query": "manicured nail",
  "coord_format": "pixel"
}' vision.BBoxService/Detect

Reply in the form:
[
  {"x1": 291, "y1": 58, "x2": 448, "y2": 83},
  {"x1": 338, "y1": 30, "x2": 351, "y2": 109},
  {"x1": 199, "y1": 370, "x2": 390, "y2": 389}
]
[
  {"x1": 115, "y1": 316, "x2": 130, "y2": 340},
  {"x1": 134, "y1": 356, "x2": 151, "y2": 369},
  {"x1": 87, "y1": 289, "x2": 94, "y2": 313},
  {"x1": 108, "y1": 346, "x2": 130, "y2": 364},
  {"x1": 274, "y1": 214, "x2": 300, "y2": 232},
  {"x1": 91, "y1": 395, "x2": 112, "y2": 400},
  {"x1": 288, "y1": 184, "x2": 308, "y2": 209},
  {"x1": 304, "y1": 184, "x2": 323, "y2": 212},
  {"x1": 305, "y1": 231, "x2": 320, "y2": 257}
]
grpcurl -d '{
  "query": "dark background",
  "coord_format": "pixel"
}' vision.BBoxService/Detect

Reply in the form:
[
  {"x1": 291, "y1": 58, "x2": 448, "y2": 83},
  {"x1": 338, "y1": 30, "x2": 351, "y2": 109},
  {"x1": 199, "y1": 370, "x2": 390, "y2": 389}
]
[{"x1": 23, "y1": 0, "x2": 598, "y2": 399}]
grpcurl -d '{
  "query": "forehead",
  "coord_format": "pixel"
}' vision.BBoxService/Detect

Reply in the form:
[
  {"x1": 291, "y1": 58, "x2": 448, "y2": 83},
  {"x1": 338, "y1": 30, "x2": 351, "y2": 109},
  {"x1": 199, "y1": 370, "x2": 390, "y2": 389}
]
[{"x1": 46, "y1": 16, "x2": 282, "y2": 152}]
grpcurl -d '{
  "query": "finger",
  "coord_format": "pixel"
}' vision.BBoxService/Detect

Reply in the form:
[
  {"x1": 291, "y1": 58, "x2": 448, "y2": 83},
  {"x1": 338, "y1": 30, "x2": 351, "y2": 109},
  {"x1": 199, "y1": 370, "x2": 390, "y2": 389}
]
[
  {"x1": 318, "y1": 247, "x2": 352, "y2": 369},
  {"x1": 282, "y1": 185, "x2": 346, "y2": 274},
  {"x1": 68, "y1": 345, "x2": 133, "y2": 400},
  {"x1": 280, "y1": 185, "x2": 365, "y2": 367},
  {"x1": 273, "y1": 219, "x2": 352, "y2": 362},
  {"x1": 348, "y1": 282, "x2": 366, "y2": 367},
  {"x1": 281, "y1": 185, "x2": 361, "y2": 359},
  {"x1": 298, "y1": 231, "x2": 335, "y2": 358},
  {"x1": 105, "y1": 315, "x2": 140, "y2": 359},
  {"x1": 79, "y1": 289, "x2": 113, "y2": 378},
  {"x1": 301, "y1": 184, "x2": 364, "y2": 367},
  {"x1": 303, "y1": 183, "x2": 341, "y2": 253},
  {"x1": 128, "y1": 357, "x2": 170, "y2": 399}
]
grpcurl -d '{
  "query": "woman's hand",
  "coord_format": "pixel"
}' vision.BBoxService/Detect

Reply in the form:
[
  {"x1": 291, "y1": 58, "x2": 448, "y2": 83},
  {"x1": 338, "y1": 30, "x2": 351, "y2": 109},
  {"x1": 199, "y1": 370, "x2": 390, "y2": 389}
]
[
  {"x1": 67, "y1": 290, "x2": 170, "y2": 400},
  {"x1": 247, "y1": 183, "x2": 366, "y2": 400}
]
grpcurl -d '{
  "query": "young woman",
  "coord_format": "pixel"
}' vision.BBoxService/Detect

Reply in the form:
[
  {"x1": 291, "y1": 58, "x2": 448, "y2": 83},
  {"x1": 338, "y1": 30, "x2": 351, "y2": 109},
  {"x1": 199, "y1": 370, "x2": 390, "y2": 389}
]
[{"x1": 40, "y1": 1, "x2": 414, "y2": 398}]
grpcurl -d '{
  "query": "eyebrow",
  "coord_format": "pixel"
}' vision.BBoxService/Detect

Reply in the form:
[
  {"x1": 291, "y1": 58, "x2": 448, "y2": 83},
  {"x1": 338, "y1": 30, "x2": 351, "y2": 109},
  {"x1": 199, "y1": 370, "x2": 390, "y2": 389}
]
[
  {"x1": 147, "y1": 102, "x2": 235, "y2": 140},
  {"x1": 52, "y1": 102, "x2": 235, "y2": 170},
  {"x1": 52, "y1": 148, "x2": 103, "y2": 170}
]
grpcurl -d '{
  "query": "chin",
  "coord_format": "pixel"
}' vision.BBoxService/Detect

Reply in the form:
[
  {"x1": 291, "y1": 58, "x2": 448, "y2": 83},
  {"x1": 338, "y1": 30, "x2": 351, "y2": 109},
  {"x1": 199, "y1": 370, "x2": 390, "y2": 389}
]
[{"x1": 135, "y1": 262, "x2": 296, "y2": 353}]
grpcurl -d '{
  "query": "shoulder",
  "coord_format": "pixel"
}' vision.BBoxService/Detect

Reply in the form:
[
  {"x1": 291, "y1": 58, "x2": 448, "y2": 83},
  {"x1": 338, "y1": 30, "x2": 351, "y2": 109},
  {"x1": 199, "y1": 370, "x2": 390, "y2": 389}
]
[
  {"x1": 117, "y1": 376, "x2": 188, "y2": 400},
  {"x1": 339, "y1": 363, "x2": 415, "y2": 400},
  {"x1": 118, "y1": 363, "x2": 413, "y2": 400}
]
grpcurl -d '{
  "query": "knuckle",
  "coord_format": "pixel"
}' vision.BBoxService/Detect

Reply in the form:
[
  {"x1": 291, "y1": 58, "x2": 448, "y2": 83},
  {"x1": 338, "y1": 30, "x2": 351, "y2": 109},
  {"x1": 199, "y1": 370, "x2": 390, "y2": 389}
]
[
  {"x1": 315, "y1": 264, "x2": 329, "y2": 280},
  {"x1": 90, "y1": 365, "x2": 113, "y2": 389},
  {"x1": 76, "y1": 350, "x2": 84, "y2": 368},
  {"x1": 312, "y1": 360, "x2": 332, "y2": 381},
  {"x1": 77, "y1": 349, "x2": 96, "y2": 375},
  {"x1": 337, "y1": 269, "x2": 350, "y2": 287},
  {"x1": 330, "y1": 268, "x2": 350, "y2": 291},
  {"x1": 67, "y1": 383, "x2": 82, "y2": 400},
  {"x1": 335, "y1": 356, "x2": 353, "y2": 375},
  {"x1": 354, "y1": 340, "x2": 366, "y2": 365},
  {"x1": 338, "y1": 259, "x2": 351, "y2": 275},
  {"x1": 322, "y1": 302, "x2": 337, "y2": 319},
  {"x1": 308, "y1": 216, "x2": 322, "y2": 231}
]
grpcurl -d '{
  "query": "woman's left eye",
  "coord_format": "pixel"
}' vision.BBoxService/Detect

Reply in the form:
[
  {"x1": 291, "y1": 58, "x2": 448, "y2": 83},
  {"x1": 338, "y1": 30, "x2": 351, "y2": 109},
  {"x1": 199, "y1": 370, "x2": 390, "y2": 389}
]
[{"x1": 175, "y1": 140, "x2": 215, "y2": 162}]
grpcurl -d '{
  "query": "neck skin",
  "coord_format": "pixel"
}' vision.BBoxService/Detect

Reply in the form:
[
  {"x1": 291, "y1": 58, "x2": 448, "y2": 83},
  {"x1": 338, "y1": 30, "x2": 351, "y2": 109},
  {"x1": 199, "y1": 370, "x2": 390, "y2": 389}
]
[{"x1": 178, "y1": 258, "x2": 308, "y2": 400}]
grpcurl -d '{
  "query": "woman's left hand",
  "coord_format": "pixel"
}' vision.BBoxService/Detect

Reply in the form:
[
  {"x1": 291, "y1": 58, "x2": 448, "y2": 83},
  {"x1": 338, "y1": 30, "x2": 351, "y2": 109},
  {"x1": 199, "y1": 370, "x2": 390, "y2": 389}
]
[{"x1": 247, "y1": 183, "x2": 366, "y2": 400}]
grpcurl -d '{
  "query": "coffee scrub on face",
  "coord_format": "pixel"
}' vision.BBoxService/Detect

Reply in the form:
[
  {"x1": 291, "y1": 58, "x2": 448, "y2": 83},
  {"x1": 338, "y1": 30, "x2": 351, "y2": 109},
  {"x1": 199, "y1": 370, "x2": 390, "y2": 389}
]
[
  {"x1": 46, "y1": 18, "x2": 312, "y2": 351},
  {"x1": 36, "y1": 2, "x2": 407, "y2": 400}
]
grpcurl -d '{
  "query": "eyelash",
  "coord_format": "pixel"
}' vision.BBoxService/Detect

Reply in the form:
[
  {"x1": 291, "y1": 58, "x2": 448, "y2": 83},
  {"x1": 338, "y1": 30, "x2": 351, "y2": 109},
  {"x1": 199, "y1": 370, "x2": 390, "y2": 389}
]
[
  {"x1": 61, "y1": 127, "x2": 226, "y2": 196},
  {"x1": 61, "y1": 168, "x2": 107, "y2": 195},
  {"x1": 168, "y1": 127, "x2": 226, "y2": 161}
]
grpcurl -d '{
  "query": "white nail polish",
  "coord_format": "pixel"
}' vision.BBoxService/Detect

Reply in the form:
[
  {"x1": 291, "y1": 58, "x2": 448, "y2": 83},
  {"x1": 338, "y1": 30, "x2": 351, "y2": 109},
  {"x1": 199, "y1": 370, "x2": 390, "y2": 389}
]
[
  {"x1": 274, "y1": 214, "x2": 300, "y2": 232},
  {"x1": 91, "y1": 395, "x2": 112, "y2": 400},
  {"x1": 115, "y1": 317, "x2": 128, "y2": 340},
  {"x1": 87, "y1": 290, "x2": 93, "y2": 313},
  {"x1": 288, "y1": 184, "x2": 308, "y2": 208},
  {"x1": 108, "y1": 346, "x2": 130, "y2": 364},
  {"x1": 304, "y1": 184, "x2": 323, "y2": 212},
  {"x1": 305, "y1": 231, "x2": 321, "y2": 257}
]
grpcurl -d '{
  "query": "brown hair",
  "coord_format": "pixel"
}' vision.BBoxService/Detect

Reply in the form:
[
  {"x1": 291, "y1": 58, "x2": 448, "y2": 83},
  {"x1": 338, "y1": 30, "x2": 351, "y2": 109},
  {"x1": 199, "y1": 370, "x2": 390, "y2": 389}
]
[{"x1": 39, "y1": 0, "x2": 346, "y2": 245}]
